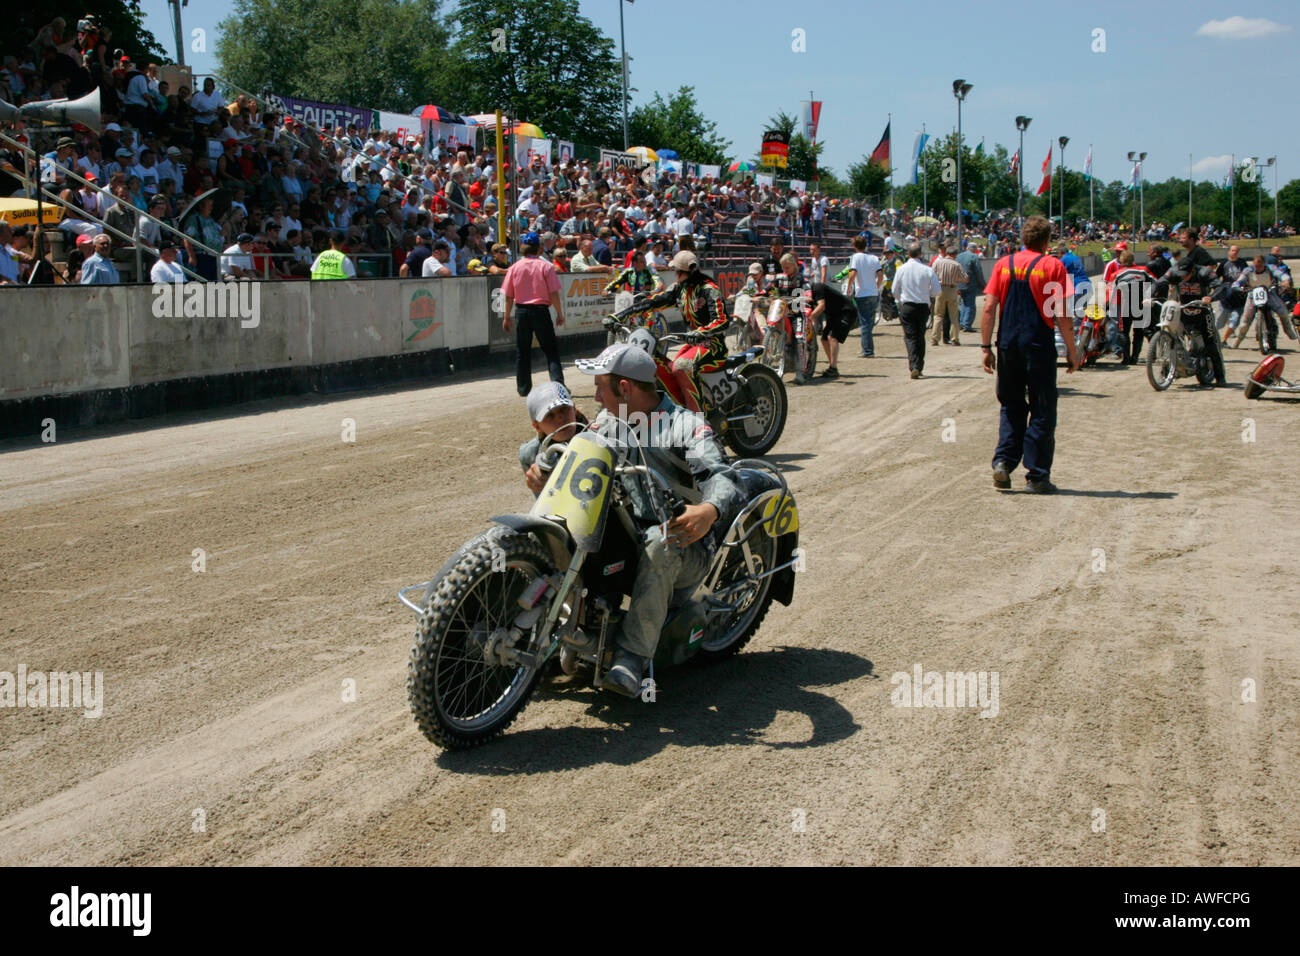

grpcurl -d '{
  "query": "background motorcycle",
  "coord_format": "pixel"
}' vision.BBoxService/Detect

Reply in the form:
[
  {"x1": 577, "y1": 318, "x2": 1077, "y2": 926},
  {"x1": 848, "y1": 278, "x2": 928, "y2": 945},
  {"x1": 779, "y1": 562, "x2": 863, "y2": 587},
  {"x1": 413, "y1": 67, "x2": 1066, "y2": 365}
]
[
  {"x1": 1146, "y1": 297, "x2": 1217, "y2": 391},
  {"x1": 605, "y1": 301, "x2": 788, "y2": 458},
  {"x1": 758, "y1": 289, "x2": 819, "y2": 384},
  {"x1": 399, "y1": 425, "x2": 800, "y2": 750}
]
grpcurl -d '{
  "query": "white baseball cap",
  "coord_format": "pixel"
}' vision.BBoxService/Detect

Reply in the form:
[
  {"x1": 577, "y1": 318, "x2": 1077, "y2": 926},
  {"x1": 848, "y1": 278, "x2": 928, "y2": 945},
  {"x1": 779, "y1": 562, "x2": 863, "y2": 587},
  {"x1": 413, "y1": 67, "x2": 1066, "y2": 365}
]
[{"x1": 525, "y1": 381, "x2": 574, "y2": 422}]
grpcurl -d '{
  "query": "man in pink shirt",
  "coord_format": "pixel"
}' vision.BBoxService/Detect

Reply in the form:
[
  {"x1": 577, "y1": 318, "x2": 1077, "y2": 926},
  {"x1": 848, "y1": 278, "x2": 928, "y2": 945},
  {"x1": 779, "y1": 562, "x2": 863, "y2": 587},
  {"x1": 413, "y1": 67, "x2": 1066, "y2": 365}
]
[{"x1": 503, "y1": 231, "x2": 567, "y2": 396}]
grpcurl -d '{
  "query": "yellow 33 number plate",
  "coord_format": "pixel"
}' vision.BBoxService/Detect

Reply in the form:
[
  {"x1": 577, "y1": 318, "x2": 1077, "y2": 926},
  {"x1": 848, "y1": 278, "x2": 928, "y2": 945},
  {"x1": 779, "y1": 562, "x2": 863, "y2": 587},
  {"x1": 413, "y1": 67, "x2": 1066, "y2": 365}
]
[{"x1": 761, "y1": 494, "x2": 798, "y2": 535}]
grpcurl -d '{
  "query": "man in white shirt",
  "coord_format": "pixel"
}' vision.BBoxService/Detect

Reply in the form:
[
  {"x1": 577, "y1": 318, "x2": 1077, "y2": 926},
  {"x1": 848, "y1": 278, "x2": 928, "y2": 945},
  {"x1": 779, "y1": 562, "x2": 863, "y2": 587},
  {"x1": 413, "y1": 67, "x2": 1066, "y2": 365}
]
[
  {"x1": 846, "y1": 236, "x2": 882, "y2": 357},
  {"x1": 133, "y1": 149, "x2": 161, "y2": 195},
  {"x1": 807, "y1": 241, "x2": 829, "y2": 284},
  {"x1": 220, "y1": 232, "x2": 256, "y2": 279},
  {"x1": 155, "y1": 146, "x2": 183, "y2": 188},
  {"x1": 421, "y1": 241, "x2": 453, "y2": 277},
  {"x1": 891, "y1": 243, "x2": 941, "y2": 378},
  {"x1": 150, "y1": 241, "x2": 186, "y2": 283},
  {"x1": 191, "y1": 78, "x2": 224, "y2": 128}
]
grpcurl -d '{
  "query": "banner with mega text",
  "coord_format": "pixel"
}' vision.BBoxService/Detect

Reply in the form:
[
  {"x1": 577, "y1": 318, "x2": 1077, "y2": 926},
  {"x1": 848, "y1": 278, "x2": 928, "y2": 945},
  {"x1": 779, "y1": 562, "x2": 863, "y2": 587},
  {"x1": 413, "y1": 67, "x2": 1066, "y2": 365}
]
[
  {"x1": 755, "y1": 173, "x2": 774, "y2": 188},
  {"x1": 699, "y1": 164, "x2": 721, "y2": 180},
  {"x1": 266, "y1": 92, "x2": 372, "y2": 131},
  {"x1": 658, "y1": 158, "x2": 682, "y2": 176},
  {"x1": 557, "y1": 140, "x2": 574, "y2": 164},
  {"x1": 790, "y1": 179, "x2": 807, "y2": 194},
  {"x1": 513, "y1": 136, "x2": 552, "y2": 171},
  {"x1": 489, "y1": 270, "x2": 680, "y2": 350}
]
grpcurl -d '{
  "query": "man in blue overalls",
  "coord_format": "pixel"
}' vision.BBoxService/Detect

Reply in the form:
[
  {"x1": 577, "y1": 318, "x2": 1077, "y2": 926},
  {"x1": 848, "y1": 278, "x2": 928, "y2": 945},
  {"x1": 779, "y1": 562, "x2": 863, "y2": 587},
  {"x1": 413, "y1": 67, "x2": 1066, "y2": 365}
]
[{"x1": 979, "y1": 216, "x2": 1081, "y2": 494}]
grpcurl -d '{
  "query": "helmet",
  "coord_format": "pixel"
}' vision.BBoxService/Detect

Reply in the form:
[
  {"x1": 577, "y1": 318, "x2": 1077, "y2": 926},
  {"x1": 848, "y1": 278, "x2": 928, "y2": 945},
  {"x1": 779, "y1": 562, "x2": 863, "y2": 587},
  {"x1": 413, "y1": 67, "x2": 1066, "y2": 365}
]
[{"x1": 668, "y1": 250, "x2": 699, "y2": 272}]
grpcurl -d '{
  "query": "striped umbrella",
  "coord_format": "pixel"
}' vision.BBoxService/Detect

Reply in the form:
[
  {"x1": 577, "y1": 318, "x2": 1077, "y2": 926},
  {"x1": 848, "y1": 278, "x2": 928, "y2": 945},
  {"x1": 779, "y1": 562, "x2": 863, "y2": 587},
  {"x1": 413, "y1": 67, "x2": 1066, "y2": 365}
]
[{"x1": 728, "y1": 161, "x2": 754, "y2": 172}]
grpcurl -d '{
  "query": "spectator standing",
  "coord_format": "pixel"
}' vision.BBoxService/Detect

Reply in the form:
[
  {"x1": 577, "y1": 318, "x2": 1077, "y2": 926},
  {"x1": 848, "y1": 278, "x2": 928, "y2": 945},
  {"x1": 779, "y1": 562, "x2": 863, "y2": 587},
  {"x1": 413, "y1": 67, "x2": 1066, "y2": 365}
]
[
  {"x1": 150, "y1": 240, "x2": 185, "y2": 283},
  {"x1": 502, "y1": 232, "x2": 566, "y2": 397},
  {"x1": 955, "y1": 243, "x2": 986, "y2": 333},
  {"x1": 846, "y1": 236, "x2": 881, "y2": 357},
  {"x1": 182, "y1": 196, "x2": 222, "y2": 281},
  {"x1": 79, "y1": 234, "x2": 120, "y2": 284},
  {"x1": 980, "y1": 216, "x2": 1080, "y2": 494},
  {"x1": 930, "y1": 244, "x2": 968, "y2": 345},
  {"x1": 807, "y1": 241, "x2": 829, "y2": 284},
  {"x1": 310, "y1": 230, "x2": 356, "y2": 279},
  {"x1": 892, "y1": 243, "x2": 941, "y2": 378}
]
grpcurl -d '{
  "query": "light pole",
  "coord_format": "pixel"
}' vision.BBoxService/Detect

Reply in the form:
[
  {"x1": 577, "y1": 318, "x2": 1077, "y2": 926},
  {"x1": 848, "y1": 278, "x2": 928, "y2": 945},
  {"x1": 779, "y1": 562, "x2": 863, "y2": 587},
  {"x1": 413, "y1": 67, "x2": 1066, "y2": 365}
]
[
  {"x1": 1247, "y1": 157, "x2": 1275, "y2": 249},
  {"x1": 1058, "y1": 136, "x2": 1068, "y2": 238},
  {"x1": 952, "y1": 80, "x2": 972, "y2": 248},
  {"x1": 1270, "y1": 155, "x2": 1278, "y2": 230},
  {"x1": 1015, "y1": 115, "x2": 1031, "y2": 229},
  {"x1": 618, "y1": 0, "x2": 633, "y2": 150}
]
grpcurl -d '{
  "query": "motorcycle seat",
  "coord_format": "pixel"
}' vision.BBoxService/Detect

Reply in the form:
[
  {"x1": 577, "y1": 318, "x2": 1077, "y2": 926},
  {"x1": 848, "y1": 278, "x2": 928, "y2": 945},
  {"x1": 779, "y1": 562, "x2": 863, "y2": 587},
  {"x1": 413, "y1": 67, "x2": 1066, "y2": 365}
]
[{"x1": 725, "y1": 347, "x2": 764, "y2": 368}]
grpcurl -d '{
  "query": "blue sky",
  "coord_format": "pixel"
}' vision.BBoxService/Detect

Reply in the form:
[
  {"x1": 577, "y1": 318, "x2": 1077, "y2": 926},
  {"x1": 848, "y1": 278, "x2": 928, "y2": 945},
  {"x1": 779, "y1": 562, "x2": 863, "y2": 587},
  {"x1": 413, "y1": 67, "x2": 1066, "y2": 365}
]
[{"x1": 140, "y1": 0, "x2": 1295, "y2": 188}]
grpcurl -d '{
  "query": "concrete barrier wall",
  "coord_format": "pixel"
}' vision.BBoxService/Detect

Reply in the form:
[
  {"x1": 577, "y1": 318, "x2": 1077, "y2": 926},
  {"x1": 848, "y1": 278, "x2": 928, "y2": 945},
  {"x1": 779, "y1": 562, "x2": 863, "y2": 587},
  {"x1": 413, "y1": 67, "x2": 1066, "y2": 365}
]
[{"x1": 2, "y1": 286, "x2": 132, "y2": 397}]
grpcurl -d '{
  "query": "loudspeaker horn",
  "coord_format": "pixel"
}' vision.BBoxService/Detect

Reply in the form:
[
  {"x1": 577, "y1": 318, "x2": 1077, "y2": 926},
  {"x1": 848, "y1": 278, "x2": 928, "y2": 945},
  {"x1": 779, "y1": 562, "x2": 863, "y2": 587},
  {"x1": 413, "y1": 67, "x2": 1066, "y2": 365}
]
[{"x1": 19, "y1": 88, "x2": 102, "y2": 132}]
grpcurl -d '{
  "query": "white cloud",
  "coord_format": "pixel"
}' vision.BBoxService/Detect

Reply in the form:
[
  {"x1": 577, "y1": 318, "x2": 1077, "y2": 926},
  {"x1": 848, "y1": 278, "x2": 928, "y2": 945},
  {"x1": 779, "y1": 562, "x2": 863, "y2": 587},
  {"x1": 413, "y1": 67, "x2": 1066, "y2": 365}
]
[
  {"x1": 1195, "y1": 17, "x2": 1291, "y2": 40},
  {"x1": 1191, "y1": 154, "x2": 1233, "y2": 178}
]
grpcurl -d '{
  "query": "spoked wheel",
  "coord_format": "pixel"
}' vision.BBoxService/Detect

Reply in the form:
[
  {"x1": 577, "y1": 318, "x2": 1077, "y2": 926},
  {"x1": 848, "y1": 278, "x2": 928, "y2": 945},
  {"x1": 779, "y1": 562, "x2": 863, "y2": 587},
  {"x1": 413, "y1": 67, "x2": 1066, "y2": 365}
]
[
  {"x1": 407, "y1": 530, "x2": 552, "y2": 750},
  {"x1": 794, "y1": 332, "x2": 818, "y2": 384},
  {"x1": 696, "y1": 518, "x2": 779, "y2": 662},
  {"x1": 762, "y1": 327, "x2": 786, "y2": 378},
  {"x1": 725, "y1": 364, "x2": 788, "y2": 457},
  {"x1": 1146, "y1": 331, "x2": 1176, "y2": 391}
]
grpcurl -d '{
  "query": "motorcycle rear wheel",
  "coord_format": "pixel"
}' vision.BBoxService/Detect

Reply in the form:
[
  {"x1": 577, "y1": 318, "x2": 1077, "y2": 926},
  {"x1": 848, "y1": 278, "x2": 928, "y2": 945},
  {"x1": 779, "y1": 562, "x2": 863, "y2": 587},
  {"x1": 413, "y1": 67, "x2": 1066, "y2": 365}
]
[
  {"x1": 407, "y1": 530, "x2": 551, "y2": 750},
  {"x1": 725, "y1": 364, "x2": 788, "y2": 457},
  {"x1": 1146, "y1": 331, "x2": 1176, "y2": 391},
  {"x1": 762, "y1": 328, "x2": 786, "y2": 378},
  {"x1": 696, "y1": 518, "x2": 779, "y2": 662}
]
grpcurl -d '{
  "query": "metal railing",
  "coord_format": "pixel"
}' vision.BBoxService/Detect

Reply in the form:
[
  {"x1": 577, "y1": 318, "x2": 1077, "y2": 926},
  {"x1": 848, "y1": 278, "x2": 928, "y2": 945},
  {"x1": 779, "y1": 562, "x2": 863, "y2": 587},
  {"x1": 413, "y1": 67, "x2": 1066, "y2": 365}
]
[{"x1": 0, "y1": 130, "x2": 218, "y2": 282}]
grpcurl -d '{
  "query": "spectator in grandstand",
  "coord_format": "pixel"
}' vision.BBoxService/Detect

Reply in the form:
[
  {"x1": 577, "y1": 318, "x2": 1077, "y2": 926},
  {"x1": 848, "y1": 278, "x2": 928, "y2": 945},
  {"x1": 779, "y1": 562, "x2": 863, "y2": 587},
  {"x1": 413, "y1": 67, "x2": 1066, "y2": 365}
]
[
  {"x1": 422, "y1": 240, "x2": 453, "y2": 278},
  {"x1": 79, "y1": 234, "x2": 120, "y2": 284},
  {"x1": 182, "y1": 195, "x2": 222, "y2": 281},
  {"x1": 150, "y1": 240, "x2": 185, "y2": 283}
]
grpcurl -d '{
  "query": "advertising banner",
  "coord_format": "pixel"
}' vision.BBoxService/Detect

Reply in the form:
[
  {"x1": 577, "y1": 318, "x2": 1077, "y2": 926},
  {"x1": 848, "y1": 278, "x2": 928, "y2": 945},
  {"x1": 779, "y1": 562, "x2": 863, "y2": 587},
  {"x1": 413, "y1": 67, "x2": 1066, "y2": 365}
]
[{"x1": 266, "y1": 92, "x2": 371, "y2": 131}]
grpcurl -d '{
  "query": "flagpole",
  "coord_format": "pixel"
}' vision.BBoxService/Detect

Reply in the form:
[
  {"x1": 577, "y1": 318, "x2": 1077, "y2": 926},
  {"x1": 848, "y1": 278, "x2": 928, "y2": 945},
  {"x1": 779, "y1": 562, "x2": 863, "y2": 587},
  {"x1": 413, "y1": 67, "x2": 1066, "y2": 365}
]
[
  {"x1": 1230, "y1": 152, "x2": 1235, "y2": 234},
  {"x1": 981, "y1": 136, "x2": 986, "y2": 212},
  {"x1": 920, "y1": 121, "x2": 926, "y2": 214},
  {"x1": 887, "y1": 112, "x2": 893, "y2": 211},
  {"x1": 1088, "y1": 143, "x2": 1093, "y2": 223}
]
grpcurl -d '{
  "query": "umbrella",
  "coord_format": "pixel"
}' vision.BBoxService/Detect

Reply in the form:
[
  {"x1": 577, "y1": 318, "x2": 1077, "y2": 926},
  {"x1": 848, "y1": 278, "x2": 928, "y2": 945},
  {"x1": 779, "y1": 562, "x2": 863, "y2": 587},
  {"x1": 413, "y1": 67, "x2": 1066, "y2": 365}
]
[
  {"x1": 657, "y1": 148, "x2": 679, "y2": 160},
  {"x1": 913, "y1": 215, "x2": 940, "y2": 225},
  {"x1": 1172, "y1": 221, "x2": 1185, "y2": 232},
  {"x1": 628, "y1": 146, "x2": 658, "y2": 162},
  {"x1": 728, "y1": 161, "x2": 755, "y2": 172},
  {"x1": 177, "y1": 187, "x2": 221, "y2": 225},
  {"x1": 0, "y1": 197, "x2": 65, "y2": 228},
  {"x1": 412, "y1": 105, "x2": 471, "y2": 125}
]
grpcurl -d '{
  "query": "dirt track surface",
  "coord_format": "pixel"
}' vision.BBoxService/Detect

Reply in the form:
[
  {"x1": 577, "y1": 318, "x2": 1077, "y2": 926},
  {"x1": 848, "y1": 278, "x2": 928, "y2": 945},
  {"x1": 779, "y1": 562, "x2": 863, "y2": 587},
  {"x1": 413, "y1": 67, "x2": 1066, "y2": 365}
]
[{"x1": 3, "y1": 299, "x2": 1299, "y2": 866}]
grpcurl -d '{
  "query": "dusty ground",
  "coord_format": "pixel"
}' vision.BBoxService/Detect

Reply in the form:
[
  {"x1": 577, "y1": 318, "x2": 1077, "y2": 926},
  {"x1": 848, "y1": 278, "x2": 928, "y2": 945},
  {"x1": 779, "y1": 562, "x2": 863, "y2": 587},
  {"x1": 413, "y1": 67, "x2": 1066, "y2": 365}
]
[{"x1": 2, "y1": 289, "x2": 1298, "y2": 866}]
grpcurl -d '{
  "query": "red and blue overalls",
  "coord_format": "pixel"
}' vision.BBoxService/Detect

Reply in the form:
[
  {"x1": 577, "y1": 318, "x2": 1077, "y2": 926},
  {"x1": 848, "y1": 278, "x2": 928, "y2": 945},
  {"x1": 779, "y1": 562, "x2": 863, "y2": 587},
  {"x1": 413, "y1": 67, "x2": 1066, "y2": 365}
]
[{"x1": 992, "y1": 253, "x2": 1059, "y2": 483}]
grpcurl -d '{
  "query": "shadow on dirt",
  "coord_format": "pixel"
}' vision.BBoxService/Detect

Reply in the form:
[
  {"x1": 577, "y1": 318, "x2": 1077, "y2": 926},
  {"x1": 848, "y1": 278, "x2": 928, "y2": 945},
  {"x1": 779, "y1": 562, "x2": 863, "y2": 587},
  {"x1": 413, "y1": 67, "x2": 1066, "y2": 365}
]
[{"x1": 435, "y1": 645, "x2": 874, "y2": 774}]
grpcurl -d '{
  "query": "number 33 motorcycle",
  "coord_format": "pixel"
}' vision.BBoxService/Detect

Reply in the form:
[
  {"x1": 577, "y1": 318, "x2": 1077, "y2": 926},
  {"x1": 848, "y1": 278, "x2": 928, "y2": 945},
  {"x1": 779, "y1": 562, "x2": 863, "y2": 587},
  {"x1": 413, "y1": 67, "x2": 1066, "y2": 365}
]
[{"x1": 399, "y1": 426, "x2": 801, "y2": 750}]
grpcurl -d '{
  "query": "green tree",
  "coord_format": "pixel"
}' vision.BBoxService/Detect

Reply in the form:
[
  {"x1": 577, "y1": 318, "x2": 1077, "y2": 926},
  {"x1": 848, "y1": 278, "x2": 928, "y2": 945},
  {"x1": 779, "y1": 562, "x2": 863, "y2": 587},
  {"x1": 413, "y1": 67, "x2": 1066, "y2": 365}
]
[
  {"x1": 217, "y1": 0, "x2": 447, "y2": 110},
  {"x1": 846, "y1": 156, "x2": 889, "y2": 202},
  {"x1": 14, "y1": 1, "x2": 165, "y2": 63},
  {"x1": 1277, "y1": 178, "x2": 1300, "y2": 229},
  {"x1": 751, "y1": 110, "x2": 822, "y2": 183},
  {"x1": 627, "y1": 86, "x2": 730, "y2": 165},
  {"x1": 437, "y1": 0, "x2": 623, "y2": 145}
]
